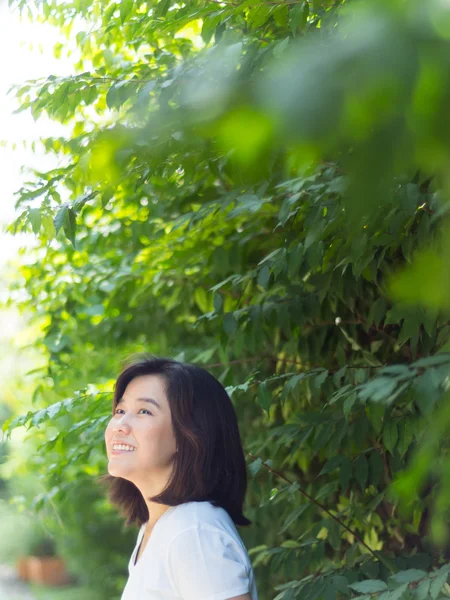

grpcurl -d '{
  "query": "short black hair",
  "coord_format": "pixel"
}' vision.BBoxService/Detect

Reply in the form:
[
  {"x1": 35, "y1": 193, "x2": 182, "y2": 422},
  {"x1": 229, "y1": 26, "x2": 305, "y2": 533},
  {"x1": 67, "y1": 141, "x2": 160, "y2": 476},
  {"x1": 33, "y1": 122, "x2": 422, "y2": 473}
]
[{"x1": 98, "y1": 354, "x2": 252, "y2": 528}]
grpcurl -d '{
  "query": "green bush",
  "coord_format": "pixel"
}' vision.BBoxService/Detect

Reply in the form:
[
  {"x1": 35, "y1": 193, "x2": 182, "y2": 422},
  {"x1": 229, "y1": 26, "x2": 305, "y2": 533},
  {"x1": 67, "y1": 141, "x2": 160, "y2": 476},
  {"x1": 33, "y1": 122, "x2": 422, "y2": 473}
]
[
  {"x1": 5, "y1": 0, "x2": 450, "y2": 599},
  {"x1": 29, "y1": 536, "x2": 56, "y2": 558},
  {"x1": 0, "y1": 498, "x2": 43, "y2": 563}
]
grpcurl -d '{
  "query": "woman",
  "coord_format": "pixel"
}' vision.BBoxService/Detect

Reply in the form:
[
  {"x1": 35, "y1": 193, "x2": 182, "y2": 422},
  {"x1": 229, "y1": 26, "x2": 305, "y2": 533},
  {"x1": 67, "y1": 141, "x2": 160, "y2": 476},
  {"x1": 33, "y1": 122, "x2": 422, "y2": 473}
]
[{"x1": 102, "y1": 354, "x2": 259, "y2": 600}]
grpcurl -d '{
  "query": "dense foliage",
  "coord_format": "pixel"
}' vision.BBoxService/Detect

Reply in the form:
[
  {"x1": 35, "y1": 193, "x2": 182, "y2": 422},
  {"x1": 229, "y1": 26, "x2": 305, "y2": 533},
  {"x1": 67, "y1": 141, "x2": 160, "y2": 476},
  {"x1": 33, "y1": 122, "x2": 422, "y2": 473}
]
[{"x1": 4, "y1": 0, "x2": 450, "y2": 598}]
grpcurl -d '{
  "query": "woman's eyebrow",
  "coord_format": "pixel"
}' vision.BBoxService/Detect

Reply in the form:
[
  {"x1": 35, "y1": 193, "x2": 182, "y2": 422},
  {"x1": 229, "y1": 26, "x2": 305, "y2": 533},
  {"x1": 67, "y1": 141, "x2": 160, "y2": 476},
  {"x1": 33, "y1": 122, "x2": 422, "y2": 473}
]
[{"x1": 117, "y1": 397, "x2": 162, "y2": 410}]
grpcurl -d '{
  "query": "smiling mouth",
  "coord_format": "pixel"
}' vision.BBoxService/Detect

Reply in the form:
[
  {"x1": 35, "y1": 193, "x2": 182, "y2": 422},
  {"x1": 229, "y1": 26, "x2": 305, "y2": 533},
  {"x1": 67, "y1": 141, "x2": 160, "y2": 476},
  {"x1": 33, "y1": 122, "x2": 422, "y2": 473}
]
[{"x1": 111, "y1": 447, "x2": 136, "y2": 455}]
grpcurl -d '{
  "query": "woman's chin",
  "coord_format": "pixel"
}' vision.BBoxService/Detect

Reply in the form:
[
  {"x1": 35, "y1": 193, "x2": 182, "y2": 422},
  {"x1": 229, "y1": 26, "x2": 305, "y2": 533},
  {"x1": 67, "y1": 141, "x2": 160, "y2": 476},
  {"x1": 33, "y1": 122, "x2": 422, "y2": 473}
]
[{"x1": 107, "y1": 461, "x2": 125, "y2": 477}]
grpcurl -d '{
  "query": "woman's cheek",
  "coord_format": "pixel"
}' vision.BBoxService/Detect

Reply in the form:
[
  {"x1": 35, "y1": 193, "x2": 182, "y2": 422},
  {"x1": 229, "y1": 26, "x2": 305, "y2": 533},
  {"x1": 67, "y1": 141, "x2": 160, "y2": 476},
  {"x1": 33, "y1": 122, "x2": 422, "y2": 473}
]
[{"x1": 105, "y1": 419, "x2": 114, "y2": 441}]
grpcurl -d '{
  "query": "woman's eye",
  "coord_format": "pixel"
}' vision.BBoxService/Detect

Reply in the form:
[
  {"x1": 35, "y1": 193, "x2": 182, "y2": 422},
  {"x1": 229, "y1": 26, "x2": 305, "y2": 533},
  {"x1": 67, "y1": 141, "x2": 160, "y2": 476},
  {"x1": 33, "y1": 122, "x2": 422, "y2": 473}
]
[
  {"x1": 114, "y1": 408, "x2": 152, "y2": 415},
  {"x1": 140, "y1": 409, "x2": 153, "y2": 416}
]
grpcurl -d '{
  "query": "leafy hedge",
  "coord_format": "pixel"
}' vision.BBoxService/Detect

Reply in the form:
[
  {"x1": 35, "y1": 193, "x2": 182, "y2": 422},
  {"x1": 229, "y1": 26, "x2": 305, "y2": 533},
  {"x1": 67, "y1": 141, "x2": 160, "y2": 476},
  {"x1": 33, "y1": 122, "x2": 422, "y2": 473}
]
[{"x1": 3, "y1": 0, "x2": 450, "y2": 598}]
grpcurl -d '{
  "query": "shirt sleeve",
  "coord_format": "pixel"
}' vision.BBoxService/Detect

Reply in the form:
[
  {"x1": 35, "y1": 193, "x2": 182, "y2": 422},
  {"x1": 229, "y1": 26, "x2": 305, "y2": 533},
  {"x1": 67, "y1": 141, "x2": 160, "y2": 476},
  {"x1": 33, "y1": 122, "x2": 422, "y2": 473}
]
[{"x1": 167, "y1": 526, "x2": 251, "y2": 600}]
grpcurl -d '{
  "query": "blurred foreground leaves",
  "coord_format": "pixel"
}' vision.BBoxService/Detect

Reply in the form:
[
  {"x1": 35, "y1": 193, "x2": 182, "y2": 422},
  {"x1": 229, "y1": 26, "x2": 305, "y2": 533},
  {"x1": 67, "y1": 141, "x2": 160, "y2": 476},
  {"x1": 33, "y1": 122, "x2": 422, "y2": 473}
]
[{"x1": 4, "y1": 0, "x2": 450, "y2": 598}]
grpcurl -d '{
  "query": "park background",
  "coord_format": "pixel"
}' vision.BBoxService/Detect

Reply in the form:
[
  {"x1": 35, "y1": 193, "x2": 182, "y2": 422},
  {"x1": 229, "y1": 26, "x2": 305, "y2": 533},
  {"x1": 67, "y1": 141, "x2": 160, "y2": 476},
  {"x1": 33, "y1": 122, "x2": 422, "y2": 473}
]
[{"x1": 2, "y1": 0, "x2": 450, "y2": 599}]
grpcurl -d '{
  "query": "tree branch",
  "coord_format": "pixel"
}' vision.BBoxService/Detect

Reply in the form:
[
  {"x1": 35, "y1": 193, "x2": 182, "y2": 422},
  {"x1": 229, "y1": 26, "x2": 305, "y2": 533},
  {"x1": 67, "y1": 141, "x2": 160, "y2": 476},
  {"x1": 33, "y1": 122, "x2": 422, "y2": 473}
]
[{"x1": 244, "y1": 450, "x2": 397, "y2": 573}]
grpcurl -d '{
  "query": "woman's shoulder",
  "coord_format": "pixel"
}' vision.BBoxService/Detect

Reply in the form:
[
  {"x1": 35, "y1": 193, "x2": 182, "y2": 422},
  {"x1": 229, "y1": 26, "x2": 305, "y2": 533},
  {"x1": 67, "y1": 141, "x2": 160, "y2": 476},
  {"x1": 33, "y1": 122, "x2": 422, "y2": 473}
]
[
  {"x1": 168, "y1": 501, "x2": 248, "y2": 557},
  {"x1": 171, "y1": 500, "x2": 234, "y2": 530},
  {"x1": 165, "y1": 504, "x2": 255, "y2": 599}
]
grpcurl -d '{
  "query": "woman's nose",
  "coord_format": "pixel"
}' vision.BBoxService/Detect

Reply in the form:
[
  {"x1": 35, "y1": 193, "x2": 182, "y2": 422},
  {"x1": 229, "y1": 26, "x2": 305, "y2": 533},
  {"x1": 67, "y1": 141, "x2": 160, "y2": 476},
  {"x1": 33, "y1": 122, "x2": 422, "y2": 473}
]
[{"x1": 113, "y1": 414, "x2": 131, "y2": 433}]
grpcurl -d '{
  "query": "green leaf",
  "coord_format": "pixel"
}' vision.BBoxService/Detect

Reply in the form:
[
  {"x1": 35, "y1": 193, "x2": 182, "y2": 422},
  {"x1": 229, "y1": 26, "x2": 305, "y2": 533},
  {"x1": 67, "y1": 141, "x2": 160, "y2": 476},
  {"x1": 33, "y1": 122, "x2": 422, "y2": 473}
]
[
  {"x1": 327, "y1": 518, "x2": 341, "y2": 550},
  {"x1": 280, "y1": 503, "x2": 309, "y2": 533},
  {"x1": 361, "y1": 560, "x2": 380, "y2": 579},
  {"x1": 312, "y1": 423, "x2": 333, "y2": 454},
  {"x1": 413, "y1": 354, "x2": 450, "y2": 368},
  {"x1": 41, "y1": 213, "x2": 56, "y2": 241},
  {"x1": 345, "y1": 543, "x2": 360, "y2": 568},
  {"x1": 257, "y1": 381, "x2": 272, "y2": 413},
  {"x1": 397, "y1": 418, "x2": 414, "y2": 458},
  {"x1": 359, "y1": 377, "x2": 397, "y2": 403},
  {"x1": 319, "y1": 455, "x2": 343, "y2": 476},
  {"x1": 354, "y1": 454, "x2": 369, "y2": 491},
  {"x1": 436, "y1": 325, "x2": 450, "y2": 348},
  {"x1": 120, "y1": 0, "x2": 133, "y2": 23},
  {"x1": 257, "y1": 264, "x2": 271, "y2": 289},
  {"x1": 391, "y1": 570, "x2": 428, "y2": 584},
  {"x1": 333, "y1": 366, "x2": 347, "y2": 386},
  {"x1": 213, "y1": 293, "x2": 223, "y2": 312},
  {"x1": 287, "y1": 243, "x2": 304, "y2": 275},
  {"x1": 368, "y1": 297, "x2": 387, "y2": 327},
  {"x1": 106, "y1": 83, "x2": 118, "y2": 109},
  {"x1": 28, "y1": 207, "x2": 42, "y2": 234},
  {"x1": 31, "y1": 409, "x2": 48, "y2": 428},
  {"x1": 314, "y1": 369, "x2": 328, "y2": 389},
  {"x1": 101, "y1": 188, "x2": 113, "y2": 208},
  {"x1": 383, "y1": 421, "x2": 398, "y2": 455},
  {"x1": 369, "y1": 450, "x2": 384, "y2": 488},
  {"x1": 47, "y1": 402, "x2": 62, "y2": 419},
  {"x1": 54, "y1": 204, "x2": 69, "y2": 234},
  {"x1": 273, "y1": 37, "x2": 289, "y2": 59},
  {"x1": 323, "y1": 584, "x2": 337, "y2": 600},
  {"x1": 249, "y1": 457, "x2": 262, "y2": 476},
  {"x1": 414, "y1": 578, "x2": 430, "y2": 600},
  {"x1": 367, "y1": 492, "x2": 385, "y2": 512},
  {"x1": 83, "y1": 304, "x2": 104, "y2": 317},
  {"x1": 154, "y1": 0, "x2": 171, "y2": 18},
  {"x1": 289, "y1": 1, "x2": 309, "y2": 35},
  {"x1": 386, "y1": 583, "x2": 410, "y2": 600},
  {"x1": 194, "y1": 287, "x2": 209, "y2": 313},
  {"x1": 349, "y1": 580, "x2": 388, "y2": 593},
  {"x1": 297, "y1": 426, "x2": 313, "y2": 447},
  {"x1": 343, "y1": 392, "x2": 357, "y2": 419},
  {"x1": 315, "y1": 482, "x2": 338, "y2": 501},
  {"x1": 397, "y1": 316, "x2": 420, "y2": 347},
  {"x1": 72, "y1": 191, "x2": 97, "y2": 212},
  {"x1": 223, "y1": 312, "x2": 237, "y2": 335},
  {"x1": 75, "y1": 31, "x2": 86, "y2": 46},
  {"x1": 430, "y1": 569, "x2": 449, "y2": 600},
  {"x1": 331, "y1": 576, "x2": 349, "y2": 594},
  {"x1": 340, "y1": 457, "x2": 352, "y2": 491},
  {"x1": 247, "y1": 4, "x2": 271, "y2": 28},
  {"x1": 367, "y1": 402, "x2": 385, "y2": 434},
  {"x1": 64, "y1": 207, "x2": 77, "y2": 247}
]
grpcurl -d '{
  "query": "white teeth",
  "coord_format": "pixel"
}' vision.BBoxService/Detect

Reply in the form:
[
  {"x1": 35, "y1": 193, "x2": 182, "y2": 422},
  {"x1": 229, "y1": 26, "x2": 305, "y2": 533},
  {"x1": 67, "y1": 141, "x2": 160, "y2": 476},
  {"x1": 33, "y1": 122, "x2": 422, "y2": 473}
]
[{"x1": 113, "y1": 444, "x2": 135, "y2": 451}]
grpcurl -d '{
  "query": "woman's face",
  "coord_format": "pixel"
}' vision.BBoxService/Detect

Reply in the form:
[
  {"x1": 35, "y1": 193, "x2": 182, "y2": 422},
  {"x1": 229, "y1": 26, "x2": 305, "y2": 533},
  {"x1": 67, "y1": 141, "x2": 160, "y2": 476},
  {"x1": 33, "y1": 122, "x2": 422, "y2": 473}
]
[{"x1": 104, "y1": 374, "x2": 177, "y2": 487}]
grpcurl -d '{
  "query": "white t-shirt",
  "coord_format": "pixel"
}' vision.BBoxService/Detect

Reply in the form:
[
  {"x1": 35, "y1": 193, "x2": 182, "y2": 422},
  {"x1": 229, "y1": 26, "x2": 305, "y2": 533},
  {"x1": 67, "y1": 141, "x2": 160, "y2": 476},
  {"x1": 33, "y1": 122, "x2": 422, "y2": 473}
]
[{"x1": 121, "y1": 500, "x2": 259, "y2": 600}]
